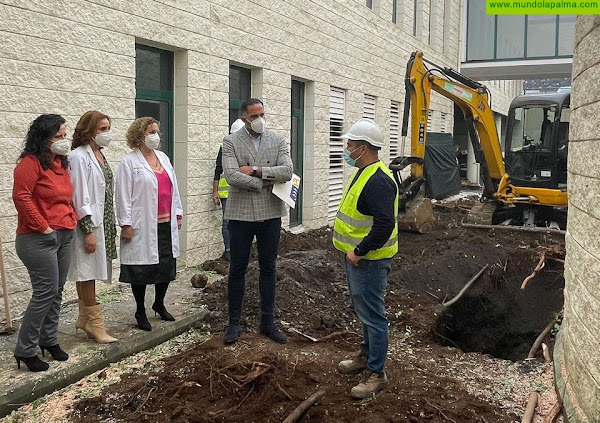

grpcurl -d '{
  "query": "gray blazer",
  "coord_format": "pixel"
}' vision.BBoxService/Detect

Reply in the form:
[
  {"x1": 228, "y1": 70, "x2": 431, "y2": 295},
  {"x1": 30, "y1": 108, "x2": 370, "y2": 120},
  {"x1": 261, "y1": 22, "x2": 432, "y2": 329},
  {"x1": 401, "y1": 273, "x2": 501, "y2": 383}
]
[{"x1": 222, "y1": 128, "x2": 293, "y2": 222}]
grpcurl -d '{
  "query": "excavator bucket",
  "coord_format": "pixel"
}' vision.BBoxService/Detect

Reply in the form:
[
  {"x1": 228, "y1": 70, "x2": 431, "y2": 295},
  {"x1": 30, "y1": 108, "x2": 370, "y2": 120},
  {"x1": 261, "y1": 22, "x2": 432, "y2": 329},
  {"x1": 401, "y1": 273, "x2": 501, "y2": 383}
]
[{"x1": 398, "y1": 197, "x2": 436, "y2": 233}]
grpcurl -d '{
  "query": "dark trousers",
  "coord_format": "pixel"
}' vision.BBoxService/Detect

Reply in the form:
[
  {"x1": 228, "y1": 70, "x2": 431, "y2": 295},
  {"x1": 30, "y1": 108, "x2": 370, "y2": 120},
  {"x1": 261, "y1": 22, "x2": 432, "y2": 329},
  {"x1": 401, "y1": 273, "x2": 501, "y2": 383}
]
[{"x1": 228, "y1": 218, "x2": 281, "y2": 325}]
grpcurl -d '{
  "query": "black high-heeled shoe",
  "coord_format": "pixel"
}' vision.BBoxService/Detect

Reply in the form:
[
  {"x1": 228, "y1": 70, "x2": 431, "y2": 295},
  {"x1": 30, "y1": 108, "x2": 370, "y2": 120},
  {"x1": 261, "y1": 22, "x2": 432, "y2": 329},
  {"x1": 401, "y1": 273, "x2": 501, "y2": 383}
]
[
  {"x1": 14, "y1": 355, "x2": 49, "y2": 372},
  {"x1": 152, "y1": 304, "x2": 176, "y2": 321},
  {"x1": 39, "y1": 344, "x2": 69, "y2": 361},
  {"x1": 135, "y1": 312, "x2": 152, "y2": 331}
]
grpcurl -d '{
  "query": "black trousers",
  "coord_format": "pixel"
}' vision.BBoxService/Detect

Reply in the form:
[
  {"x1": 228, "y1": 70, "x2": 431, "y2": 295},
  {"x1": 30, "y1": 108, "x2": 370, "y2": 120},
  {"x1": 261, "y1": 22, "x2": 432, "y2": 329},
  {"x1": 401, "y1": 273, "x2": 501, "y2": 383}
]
[{"x1": 227, "y1": 218, "x2": 281, "y2": 325}]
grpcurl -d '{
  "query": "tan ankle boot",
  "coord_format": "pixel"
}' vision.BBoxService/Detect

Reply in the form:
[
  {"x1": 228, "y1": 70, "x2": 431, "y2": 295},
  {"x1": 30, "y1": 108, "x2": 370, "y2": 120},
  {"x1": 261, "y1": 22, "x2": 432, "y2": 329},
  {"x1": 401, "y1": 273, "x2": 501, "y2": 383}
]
[
  {"x1": 75, "y1": 301, "x2": 93, "y2": 339},
  {"x1": 85, "y1": 304, "x2": 118, "y2": 343},
  {"x1": 350, "y1": 371, "x2": 389, "y2": 399},
  {"x1": 338, "y1": 352, "x2": 367, "y2": 374}
]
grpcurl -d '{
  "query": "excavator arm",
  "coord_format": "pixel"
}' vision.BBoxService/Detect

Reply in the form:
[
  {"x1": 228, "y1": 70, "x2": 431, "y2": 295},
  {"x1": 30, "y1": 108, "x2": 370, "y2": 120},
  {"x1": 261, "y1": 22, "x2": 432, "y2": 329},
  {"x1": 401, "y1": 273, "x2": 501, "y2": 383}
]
[{"x1": 391, "y1": 51, "x2": 505, "y2": 207}]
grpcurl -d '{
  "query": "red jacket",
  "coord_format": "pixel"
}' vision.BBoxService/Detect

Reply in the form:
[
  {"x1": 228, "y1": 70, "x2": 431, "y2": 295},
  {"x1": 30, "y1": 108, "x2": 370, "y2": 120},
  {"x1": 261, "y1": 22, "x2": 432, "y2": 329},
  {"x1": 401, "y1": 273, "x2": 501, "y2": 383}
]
[{"x1": 13, "y1": 155, "x2": 77, "y2": 234}]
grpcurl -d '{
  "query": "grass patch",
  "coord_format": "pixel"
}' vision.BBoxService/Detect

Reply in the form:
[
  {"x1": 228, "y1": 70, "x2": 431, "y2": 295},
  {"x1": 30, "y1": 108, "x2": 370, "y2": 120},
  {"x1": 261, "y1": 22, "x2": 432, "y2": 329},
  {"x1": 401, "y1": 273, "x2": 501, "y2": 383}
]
[{"x1": 97, "y1": 290, "x2": 124, "y2": 304}]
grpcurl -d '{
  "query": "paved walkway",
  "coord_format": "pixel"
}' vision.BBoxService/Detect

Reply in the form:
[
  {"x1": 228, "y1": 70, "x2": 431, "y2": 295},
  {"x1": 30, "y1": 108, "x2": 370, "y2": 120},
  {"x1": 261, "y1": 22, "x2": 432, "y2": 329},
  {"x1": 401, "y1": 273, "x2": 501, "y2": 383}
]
[{"x1": 0, "y1": 268, "x2": 213, "y2": 417}]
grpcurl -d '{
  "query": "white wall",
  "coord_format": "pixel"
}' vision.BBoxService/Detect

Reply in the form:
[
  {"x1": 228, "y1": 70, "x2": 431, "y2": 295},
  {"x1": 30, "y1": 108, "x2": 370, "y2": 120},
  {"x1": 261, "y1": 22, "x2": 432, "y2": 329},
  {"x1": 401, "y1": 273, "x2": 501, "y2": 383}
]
[{"x1": 0, "y1": 0, "x2": 521, "y2": 315}]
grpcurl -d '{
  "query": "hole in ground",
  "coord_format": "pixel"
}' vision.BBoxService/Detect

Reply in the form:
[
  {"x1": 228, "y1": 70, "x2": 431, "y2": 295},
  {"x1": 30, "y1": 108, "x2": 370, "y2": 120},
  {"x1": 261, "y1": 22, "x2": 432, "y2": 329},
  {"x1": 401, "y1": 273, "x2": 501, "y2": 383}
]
[{"x1": 433, "y1": 253, "x2": 565, "y2": 361}]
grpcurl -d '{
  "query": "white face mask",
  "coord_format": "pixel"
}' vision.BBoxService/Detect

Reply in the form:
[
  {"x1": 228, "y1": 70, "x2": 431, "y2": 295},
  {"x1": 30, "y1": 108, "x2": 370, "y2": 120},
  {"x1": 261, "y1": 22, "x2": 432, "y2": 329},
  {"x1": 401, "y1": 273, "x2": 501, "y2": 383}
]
[
  {"x1": 94, "y1": 131, "x2": 112, "y2": 147},
  {"x1": 50, "y1": 140, "x2": 70, "y2": 155},
  {"x1": 144, "y1": 133, "x2": 160, "y2": 150},
  {"x1": 249, "y1": 117, "x2": 266, "y2": 134}
]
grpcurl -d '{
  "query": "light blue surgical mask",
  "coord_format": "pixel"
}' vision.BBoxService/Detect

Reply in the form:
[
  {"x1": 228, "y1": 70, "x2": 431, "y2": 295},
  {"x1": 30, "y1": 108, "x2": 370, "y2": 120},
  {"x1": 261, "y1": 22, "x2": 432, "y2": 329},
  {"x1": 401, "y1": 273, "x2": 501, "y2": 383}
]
[{"x1": 343, "y1": 146, "x2": 364, "y2": 167}]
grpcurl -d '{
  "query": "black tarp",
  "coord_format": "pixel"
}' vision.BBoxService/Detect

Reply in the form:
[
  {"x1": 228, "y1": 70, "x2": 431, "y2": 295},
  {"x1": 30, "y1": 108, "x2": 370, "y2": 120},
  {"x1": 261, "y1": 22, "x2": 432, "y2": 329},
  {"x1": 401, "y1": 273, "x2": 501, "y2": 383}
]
[{"x1": 424, "y1": 132, "x2": 461, "y2": 199}]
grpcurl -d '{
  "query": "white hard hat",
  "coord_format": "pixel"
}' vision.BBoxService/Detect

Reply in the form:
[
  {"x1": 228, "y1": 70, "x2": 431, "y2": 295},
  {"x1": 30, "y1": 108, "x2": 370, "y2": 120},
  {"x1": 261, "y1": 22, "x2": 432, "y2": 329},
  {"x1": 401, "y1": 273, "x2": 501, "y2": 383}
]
[
  {"x1": 230, "y1": 118, "x2": 245, "y2": 134},
  {"x1": 341, "y1": 118, "x2": 384, "y2": 148}
]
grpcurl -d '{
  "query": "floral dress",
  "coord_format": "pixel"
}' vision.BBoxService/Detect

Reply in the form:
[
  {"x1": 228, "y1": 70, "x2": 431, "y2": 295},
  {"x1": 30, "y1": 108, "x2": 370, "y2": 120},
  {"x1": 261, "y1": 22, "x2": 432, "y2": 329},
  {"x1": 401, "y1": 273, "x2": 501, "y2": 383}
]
[{"x1": 77, "y1": 150, "x2": 117, "y2": 260}]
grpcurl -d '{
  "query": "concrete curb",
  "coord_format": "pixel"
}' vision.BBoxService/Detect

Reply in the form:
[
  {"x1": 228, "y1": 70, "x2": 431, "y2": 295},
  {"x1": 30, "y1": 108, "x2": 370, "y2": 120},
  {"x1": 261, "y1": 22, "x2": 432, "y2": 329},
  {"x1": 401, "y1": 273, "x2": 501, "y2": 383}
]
[{"x1": 0, "y1": 308, "x2": 208, "y2": 418}]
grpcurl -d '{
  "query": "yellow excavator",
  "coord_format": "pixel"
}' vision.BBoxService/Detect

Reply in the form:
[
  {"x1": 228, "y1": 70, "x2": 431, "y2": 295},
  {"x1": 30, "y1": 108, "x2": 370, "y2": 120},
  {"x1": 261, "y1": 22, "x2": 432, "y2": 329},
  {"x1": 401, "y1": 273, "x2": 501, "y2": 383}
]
[{"x1": 391, "y1": 51, "x2": 569, "y2": 231}]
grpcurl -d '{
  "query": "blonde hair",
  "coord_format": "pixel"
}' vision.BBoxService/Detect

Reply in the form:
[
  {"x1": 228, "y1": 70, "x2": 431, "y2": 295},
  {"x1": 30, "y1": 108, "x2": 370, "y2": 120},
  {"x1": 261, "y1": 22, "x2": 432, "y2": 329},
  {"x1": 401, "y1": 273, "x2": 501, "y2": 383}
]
[{"x1": 126, "y1": 117, "x2": 159, "y2": 149}]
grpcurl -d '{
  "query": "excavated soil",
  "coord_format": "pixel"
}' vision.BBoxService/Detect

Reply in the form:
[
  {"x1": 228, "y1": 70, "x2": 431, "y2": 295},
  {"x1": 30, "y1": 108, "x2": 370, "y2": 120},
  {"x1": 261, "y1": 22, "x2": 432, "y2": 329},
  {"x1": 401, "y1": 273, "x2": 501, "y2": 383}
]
[{"x1": 71, "y1": 207, "x2": 565, "y2": 422}]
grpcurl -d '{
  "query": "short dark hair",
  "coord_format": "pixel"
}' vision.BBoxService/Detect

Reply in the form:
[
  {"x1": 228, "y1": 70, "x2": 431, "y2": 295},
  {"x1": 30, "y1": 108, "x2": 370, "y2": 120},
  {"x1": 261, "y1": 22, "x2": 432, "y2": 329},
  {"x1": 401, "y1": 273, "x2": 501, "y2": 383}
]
[
  {"x1": 241, "y1": 98, "x2": 264, "y2": 114},
  {"x1": 19, "y1": 114, "x2": 68, "y2": 170}
]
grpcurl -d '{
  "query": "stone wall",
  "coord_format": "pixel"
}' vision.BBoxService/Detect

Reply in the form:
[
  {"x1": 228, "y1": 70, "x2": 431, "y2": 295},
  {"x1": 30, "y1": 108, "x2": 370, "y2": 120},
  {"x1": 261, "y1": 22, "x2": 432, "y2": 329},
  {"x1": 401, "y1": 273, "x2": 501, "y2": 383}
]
[
  {"x1": 554, "y1": 15, "x2": 600, "y2": 423},
  {"x1": 0, "y1": 0, "x2": 522, "y2": 317}
]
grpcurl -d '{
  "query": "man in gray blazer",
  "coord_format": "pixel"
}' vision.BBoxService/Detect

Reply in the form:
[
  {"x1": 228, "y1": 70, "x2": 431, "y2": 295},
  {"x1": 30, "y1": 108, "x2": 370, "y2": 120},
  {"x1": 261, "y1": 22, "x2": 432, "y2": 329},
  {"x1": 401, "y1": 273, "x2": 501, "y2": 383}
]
[{"x1": 222, "y1": 98, "x2": 293, "y2": 344}]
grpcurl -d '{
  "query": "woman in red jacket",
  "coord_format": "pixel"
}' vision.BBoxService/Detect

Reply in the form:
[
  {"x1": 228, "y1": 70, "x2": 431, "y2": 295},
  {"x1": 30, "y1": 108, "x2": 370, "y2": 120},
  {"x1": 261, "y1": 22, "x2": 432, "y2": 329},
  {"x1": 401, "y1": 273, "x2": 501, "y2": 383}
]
[{"x1": 12, "y1": 114, "x2": 77, "y2": 372}]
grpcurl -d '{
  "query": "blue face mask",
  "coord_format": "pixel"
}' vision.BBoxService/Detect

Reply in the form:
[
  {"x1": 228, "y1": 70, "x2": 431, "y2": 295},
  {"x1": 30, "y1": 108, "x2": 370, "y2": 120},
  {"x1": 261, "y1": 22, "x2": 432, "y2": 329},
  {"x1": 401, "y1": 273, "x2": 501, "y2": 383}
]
[{"x1": 343, "y1": 146, "x2": 364, "y2": 167}]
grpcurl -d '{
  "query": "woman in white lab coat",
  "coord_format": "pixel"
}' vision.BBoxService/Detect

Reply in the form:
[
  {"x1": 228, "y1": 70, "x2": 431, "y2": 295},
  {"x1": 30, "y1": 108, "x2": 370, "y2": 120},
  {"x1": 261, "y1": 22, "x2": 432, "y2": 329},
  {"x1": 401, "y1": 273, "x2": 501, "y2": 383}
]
[
  {"x1": 115, "y1": 117, "x2": 183, "y2": 332},
  {"x1": 69, "y1": 110, "x2": 118, "y2": 343}
]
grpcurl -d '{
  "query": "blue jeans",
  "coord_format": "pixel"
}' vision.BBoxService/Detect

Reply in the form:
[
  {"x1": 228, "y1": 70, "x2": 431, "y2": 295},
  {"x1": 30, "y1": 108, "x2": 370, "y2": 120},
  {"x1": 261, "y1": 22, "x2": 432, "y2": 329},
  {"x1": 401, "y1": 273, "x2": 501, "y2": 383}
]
[
  {"x1": 220, "y1": 198, "x2": 230, "y2": 252},
  {"x1": 228, "y1": 218, "x2": 281, "y2": 325},
  {"x1": 344, "y1": 257, "x2": 392, "y2": 375}
]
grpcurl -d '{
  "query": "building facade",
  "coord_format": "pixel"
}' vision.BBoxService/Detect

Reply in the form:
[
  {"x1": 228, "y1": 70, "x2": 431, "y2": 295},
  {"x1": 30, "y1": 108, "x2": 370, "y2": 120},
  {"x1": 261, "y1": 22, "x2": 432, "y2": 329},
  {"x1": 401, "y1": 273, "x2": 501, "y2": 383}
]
[
  {"x1": 0, "y1": 0, "x2": 522, "y2": 315},
  {"x1": 554, "y1": 15, "x2": 600, "y2": 423}
]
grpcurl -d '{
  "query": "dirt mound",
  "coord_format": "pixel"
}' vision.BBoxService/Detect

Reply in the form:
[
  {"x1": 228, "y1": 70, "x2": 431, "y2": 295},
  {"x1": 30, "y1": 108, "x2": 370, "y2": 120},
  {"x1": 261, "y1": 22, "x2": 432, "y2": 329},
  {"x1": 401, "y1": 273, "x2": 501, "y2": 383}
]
[
  {"x1": 70, "y1": 335, "x2": 520, "y2": 423},
  {"x1": 69, "y1": 208, "x2": 565, "y2": 422},
  {"x1": 201, "y1": 224, "x2": 564, "y2": 361}
]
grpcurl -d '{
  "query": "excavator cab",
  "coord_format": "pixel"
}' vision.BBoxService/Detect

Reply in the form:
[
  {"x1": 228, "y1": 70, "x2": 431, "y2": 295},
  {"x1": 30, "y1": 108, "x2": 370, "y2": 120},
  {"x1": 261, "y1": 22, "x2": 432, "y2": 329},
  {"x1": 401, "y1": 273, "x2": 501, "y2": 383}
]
[{"x1": 504, "y1": 93, "x2": 570, "y2": 192}]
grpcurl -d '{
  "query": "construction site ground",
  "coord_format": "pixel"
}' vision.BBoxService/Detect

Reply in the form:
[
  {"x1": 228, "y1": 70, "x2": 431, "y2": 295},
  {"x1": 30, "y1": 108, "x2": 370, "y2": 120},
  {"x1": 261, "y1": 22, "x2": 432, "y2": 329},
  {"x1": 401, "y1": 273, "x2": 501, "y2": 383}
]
[{"x1": 1, "y1": 203, "x2": 566, "y2": 423}]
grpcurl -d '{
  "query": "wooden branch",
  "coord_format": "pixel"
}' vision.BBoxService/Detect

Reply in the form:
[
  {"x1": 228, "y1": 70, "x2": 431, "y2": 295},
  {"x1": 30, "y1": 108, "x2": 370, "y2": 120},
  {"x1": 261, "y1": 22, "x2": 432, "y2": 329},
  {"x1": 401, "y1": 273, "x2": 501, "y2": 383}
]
[
  {"x1": 278, "y1": 384, "x2": 294, "y2": 401},
  {"x1": 282, "y1": 389, "x2": 326, "y2": 423},
  {"x1": 542, "y1": 343, "x2": 552, "y2": 363},
  {"x1": 521, "y1": 252, "x2": 547, "y2": 290},
  {"x1": 543, "y1": 403, "x2": 562, "y2": 423},
  {"x1": 522, "y1": 391, "x2": 539, "y2": 423},
  {"x1": 462, "y1": 223, "x2": 565, "y2": 235},
  {"x1": 528, "y1": 319, "x2": 557, "y2": 359},
  {"x1": 442, "y1": 264, "x2": 489, "y2": 308},
  {"x1": 289, "y1": 328, "x2": 318, "y2": 342}
]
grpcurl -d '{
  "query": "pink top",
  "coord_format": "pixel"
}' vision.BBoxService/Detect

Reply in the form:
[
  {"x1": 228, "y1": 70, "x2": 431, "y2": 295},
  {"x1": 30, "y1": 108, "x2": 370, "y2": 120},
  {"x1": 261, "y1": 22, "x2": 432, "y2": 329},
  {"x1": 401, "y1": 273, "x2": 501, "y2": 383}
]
[{"x1": 155, "y1": 170, "x2": 172, "y2": 223}]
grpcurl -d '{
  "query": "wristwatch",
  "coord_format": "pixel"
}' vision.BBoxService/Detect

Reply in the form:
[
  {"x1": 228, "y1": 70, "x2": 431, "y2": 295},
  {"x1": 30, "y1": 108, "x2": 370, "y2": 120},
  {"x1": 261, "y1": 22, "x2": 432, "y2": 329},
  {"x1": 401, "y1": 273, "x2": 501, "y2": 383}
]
[{"x1": 252, "y1": 165, "x2": 258, "y2": 176}]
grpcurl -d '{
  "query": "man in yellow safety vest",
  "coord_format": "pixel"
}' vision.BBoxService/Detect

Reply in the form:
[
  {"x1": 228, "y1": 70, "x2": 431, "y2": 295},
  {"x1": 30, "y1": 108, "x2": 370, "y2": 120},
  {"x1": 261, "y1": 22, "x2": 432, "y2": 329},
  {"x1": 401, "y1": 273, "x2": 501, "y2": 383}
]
[
  {"x1": 212, "y1": 119, "x2": 245, "y2": 261},
  {"x1": 332, "y1": 118, "x2": 399, "y2": 399}
]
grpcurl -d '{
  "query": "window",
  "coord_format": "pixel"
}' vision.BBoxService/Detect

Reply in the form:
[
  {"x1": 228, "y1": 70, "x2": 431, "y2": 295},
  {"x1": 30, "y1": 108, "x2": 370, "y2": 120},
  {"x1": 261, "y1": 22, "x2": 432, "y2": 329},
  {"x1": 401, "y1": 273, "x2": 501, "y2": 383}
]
[
  {"x1": 366, "y1": 0, "x2": 373, "y2": 8},
  {"x1": 428, "y1": 0, "x2": 433, "y2": 45},
  {"x1": 390, "y1": 101, "x2": 400, "y2": 158},
  {"x1": 558, "y1": 15, "x2": 576, "y2": 56},
  {"x1": 443, "y1": 0, "x2": 450, "y2": 52},
  {"x1": 527, "y1": 16, "x2": 557, "y2": 57},
  {"x1": 466, "y1": 0, "x2": 495, "y2": 60},
  {"x1": 412, "y1": 0, "x2": 418, "y2": 36},
  {"x1": 229, "y1": 65, "x2": 251, "y2": 128},
  {"x1": 363, "y1": 94, "x2": 376, "y2": 120},
  {"x1": 497, "y1": 16, "x2": 525, "y2": 59},
  {"x1": 392, "y1": 0, "x2": 398, "y2": 24},
  {"x1": 135, "y1": 44, "x2": 174, "y2": 159},
  {"x1": 329, "y1": 87, "x2": 345, "y2": 220},
  {"x1": 290, "y1": 80, "x2": 305, "y2": 226}
]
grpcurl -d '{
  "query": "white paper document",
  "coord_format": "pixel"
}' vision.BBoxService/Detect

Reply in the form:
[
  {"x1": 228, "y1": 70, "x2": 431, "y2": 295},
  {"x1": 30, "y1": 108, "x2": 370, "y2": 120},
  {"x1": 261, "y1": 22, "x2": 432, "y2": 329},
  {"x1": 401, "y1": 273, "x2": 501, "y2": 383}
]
[{"x1": 272, "y1": 174, "x2": 301, "y2": 208}]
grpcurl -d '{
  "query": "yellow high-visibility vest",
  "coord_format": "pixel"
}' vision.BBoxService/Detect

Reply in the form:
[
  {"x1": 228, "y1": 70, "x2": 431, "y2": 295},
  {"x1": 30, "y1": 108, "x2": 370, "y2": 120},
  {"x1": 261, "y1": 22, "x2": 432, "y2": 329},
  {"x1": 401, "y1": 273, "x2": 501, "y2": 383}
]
[
  {"x1": 218, "y1": 177, "x2": 229, "y2": 199},
  {"x1": 333, "y1": 161, "x2": 398, "y2": 260}
]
